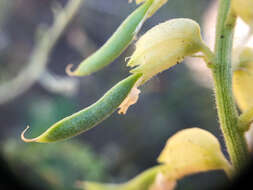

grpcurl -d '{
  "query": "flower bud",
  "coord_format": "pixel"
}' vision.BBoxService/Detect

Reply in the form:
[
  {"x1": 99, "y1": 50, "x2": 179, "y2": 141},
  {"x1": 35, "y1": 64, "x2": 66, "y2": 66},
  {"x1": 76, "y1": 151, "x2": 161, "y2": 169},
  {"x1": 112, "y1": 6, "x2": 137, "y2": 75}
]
[
  {"x1": 158, "y1": 128, "x2": 232, "y2": 179},
  {"x1": 232, "y1": 0, "x2": 253, "y2": 27},
  {"x1": 128, "y1": 18, "x2": 207, "y2": 84}
]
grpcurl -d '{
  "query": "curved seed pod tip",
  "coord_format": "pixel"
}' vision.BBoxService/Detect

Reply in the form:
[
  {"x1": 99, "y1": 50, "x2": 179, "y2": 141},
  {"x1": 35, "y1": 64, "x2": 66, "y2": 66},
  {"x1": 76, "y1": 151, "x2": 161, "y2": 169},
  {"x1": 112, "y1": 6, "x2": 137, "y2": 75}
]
[
  {"x1": 66, "y1": 0, "x2": 168, "y2": 77},
  {"x1": 128, "y1": 18, "x2": 209, "y2": 85},
  {"x1": 21, "y1": 73, "x2": 142, "y2": 143}
]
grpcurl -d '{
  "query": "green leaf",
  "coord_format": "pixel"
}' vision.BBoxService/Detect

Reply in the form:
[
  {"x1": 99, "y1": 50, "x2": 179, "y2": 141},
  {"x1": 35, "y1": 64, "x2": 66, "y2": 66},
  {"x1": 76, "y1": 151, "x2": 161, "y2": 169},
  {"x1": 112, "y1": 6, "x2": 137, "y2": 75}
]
[
  {"x1": 128, "y1": 18, "x2": 210, "y2": 85},
  {"x1": 233, "y1": 47, "x2": 253, "y2": 111}
]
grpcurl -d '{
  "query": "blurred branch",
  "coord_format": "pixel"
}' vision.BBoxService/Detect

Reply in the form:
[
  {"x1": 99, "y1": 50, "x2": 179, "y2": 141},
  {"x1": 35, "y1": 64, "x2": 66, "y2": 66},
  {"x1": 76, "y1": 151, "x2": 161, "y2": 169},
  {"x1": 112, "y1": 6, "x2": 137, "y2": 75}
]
[
  {"x1": 39, "y1": 70, "x2": 79, "y2": 96},
  {"x1": 0, "y1": 0, "x2": 83, "y2": 104}
]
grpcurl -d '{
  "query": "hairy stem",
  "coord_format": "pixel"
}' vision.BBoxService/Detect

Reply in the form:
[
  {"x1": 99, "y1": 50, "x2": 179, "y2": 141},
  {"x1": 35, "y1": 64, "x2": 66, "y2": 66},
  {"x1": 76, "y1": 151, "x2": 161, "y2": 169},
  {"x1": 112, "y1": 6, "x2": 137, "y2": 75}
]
[{"x1": 212, "y1": 0, "x2": 249, "y2": 171}]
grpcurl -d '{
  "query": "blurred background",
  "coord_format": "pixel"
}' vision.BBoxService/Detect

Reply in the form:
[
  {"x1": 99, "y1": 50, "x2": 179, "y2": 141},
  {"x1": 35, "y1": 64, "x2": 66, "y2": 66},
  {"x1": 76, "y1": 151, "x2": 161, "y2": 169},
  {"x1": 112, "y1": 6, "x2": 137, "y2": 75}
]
[{"x1": 0, "y1": 0, "x2": 240, "y2": 189}]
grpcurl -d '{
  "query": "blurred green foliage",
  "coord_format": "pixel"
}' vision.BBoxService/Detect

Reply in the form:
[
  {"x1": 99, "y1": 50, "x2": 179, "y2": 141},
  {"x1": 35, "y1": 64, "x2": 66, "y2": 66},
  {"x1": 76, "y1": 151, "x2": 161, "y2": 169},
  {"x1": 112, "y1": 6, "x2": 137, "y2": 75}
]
[{"x1": 2, "y1": 139, "x2": 108, "y2": 190}]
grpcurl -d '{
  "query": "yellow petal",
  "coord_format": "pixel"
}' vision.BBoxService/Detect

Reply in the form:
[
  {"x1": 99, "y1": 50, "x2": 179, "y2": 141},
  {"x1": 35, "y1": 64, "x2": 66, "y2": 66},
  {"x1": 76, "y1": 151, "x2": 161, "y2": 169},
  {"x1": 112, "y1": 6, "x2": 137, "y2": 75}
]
[
  {"x1": 149, "y1": 173, "x2": 177, "y2": 190},
  {"x1": 233, "y1": 47, "x2": 253, "y2": 111},
  {"x1": 118, "y1": 85, "x2": 141, "y2": 114},
  {"x1": 157, "y1": 128, "x2": 233, "y2": 179},
  {"x1": 128, "y1": 18, "x2": 205, "y2": 85},
  {"x1": 232, "y1": 0, "x2": 253, "y2": 26}
]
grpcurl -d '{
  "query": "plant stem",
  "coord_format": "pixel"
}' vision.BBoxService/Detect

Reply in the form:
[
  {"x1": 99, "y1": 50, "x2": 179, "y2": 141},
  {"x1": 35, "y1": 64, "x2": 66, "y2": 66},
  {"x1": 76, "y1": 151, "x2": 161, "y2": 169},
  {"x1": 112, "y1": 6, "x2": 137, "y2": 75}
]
[{"x1": 212, "y1": 0, "x2": 249, "y2": 171}]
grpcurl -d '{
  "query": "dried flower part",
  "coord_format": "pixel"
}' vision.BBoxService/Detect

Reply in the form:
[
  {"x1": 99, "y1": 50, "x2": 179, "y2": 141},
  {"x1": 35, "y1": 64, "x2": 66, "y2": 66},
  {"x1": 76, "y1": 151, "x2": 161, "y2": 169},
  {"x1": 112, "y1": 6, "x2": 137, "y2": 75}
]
[
  {"x1": 128, "y1": 18, "x2": 206, "y2": 85},
  {"x1": 118, "y1": 84, "x2": 141, "y2": 114},
  {"x1": 232, "y1": 0, "x2": 253, "y2": 27},
  {"x1": 158, "y1": 128, "x2": 233, "y2": 179},
  {"x1": 233, "y1": 47, "x2": 253, "y2": 111}
]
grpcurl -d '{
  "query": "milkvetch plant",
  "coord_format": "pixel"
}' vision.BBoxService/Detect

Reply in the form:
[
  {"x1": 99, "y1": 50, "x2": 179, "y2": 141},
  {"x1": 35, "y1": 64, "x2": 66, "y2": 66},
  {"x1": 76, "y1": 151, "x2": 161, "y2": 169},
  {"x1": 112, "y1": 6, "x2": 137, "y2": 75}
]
[{"x1": 21, "y1": 0, "x2": 253, "y2": 189}]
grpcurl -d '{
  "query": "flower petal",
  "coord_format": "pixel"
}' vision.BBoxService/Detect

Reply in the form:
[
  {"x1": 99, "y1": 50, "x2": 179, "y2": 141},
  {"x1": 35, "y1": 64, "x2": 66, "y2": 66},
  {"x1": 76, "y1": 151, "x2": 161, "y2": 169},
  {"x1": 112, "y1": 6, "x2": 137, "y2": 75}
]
[
  {"x1": 128, "y1": 18, "x2": 206, "y2": 85},
  {"x1": 158, "y1": 128, "x2": 233, "y2": 179}
]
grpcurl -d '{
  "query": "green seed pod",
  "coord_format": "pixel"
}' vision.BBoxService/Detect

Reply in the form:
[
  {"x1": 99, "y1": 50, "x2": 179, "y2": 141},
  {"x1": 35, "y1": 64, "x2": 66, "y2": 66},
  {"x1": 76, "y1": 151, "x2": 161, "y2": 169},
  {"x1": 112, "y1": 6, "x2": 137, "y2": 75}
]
[
  {"x1": 21, "y1": 73, "x2": 142, "y2": 143},
  {"x1": 232, "y1": 0, "x2": 253, "y2": 27},
  {"x1": 66, "y1": 0, "x2": 167, "y2": 76},
  {"x1": 128, "y1": 18, "x2": 208, "y2": 84}
]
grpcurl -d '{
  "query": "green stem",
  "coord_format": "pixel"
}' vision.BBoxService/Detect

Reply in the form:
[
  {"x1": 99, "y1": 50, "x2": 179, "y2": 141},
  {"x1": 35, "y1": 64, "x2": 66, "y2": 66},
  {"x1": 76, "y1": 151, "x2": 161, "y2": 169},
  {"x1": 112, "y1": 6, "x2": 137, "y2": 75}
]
[
  {"x1": 199, "y1": 42, "x2": 216, "y2": 68},
  {"x1": 212, "y1": 0, "x2": 249, "y2": 171}
]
